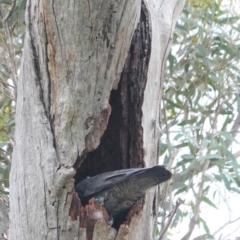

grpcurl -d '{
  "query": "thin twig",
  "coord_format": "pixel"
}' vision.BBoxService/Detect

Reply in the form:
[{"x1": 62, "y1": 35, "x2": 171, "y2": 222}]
[
  {"x1": 213, "y1": 216, "x2": 240, "y2": 236},
  {"x1": 180, "y1": 103, "x2": 222, "y2": 240},
  {"x1": 158, "y1": 200, "x2": 181, "y2": 240},
  {"x1": 180, "y1": 159, "x2": 210, "y2": 240},
  {"x1": 0, "y1": 149, "x2": 11, "y2": 163},
  {"x1": 229, "y1": 112, "x2": 240, "y2": 140},
  {"x1": 221, "y1": 224, "x2": 240, "y2": 240},
  {"x1": 0, "y1": 78, "x2": 14, "y2": 88},
  {"x1": 0, "y1": 89, "x2": 14, "y2": 100},
  {"x1": 3, "y1": 0, "x2": 16, "y2": 22},
  {"x1": 0, "y1": 0, "x2": 18, "y2": 91},
  {"x1": 158, "y1": 180, "x2": 172, "y2": 237}
]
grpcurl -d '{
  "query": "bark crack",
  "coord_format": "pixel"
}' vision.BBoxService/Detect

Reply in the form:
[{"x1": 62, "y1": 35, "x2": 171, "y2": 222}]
[
  {"x1": 42, "y1": 10, "x2": 57, "y2": 151},
  {"x1": 28, "y1": 4, "x2": 47, "y2": 115},
  {"x1": 75, "y1": 0, "x2": 152, "y2": 202},
  {"x1": 28, "y1": 2, "x2": 57, "y2": 151}
]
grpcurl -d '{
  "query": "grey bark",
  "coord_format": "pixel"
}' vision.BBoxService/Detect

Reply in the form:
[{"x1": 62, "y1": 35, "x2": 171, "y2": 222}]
[{"x1": 9, "y1": 0, "x2": 185, "y2": 240}]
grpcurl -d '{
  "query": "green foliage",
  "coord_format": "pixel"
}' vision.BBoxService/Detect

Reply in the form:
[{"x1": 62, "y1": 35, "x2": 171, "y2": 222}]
[{"x1": 160, "y1": 0, "x2": 240, "y2": 239}]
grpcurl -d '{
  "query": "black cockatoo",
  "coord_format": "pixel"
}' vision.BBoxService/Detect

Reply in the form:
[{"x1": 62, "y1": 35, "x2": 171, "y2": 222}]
[{"x1": 75, "y1": 165, "x2": 172, "y2": 221}]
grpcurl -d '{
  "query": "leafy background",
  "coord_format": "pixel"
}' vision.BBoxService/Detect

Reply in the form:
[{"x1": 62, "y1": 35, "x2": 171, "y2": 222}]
[
  {"x1": 0, "y1": 0, "x2": 239, "y2": 239},
  {"x1": 159, "y1": 0, "x2": 240, "y2": 239}
]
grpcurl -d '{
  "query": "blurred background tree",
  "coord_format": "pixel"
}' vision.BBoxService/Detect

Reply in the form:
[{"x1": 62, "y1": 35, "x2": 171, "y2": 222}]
[
  {"x1": 159, "y1": 0, "x2": 240, "y2": 239},
  {"x1": 0, "y1": 0, "x2": 239, "y2": 239}
]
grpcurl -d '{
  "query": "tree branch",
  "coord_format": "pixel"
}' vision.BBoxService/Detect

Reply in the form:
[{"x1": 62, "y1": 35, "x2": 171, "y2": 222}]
[
  {"x1": 0, "y1": 78, "x2": 14, "y2": 88},
  {"x1": 213, "y1": 216, "x2": 240, "y2": 236},
  {"x1": 229, "y1": 112, "x2": 240, "y2": 140},
  {"x1": 180, "y1": 160, "x2": 210, "y2": 240},
  {"x1": 158, "y1": 200, "x2": 181, "y2": 240},
  {"x1": 3, "y1": 0, "x2": 16, "y2": 22}
]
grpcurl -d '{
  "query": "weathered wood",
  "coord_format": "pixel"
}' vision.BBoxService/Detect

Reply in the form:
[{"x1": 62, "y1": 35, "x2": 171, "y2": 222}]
[
  {"x1": 132, "y1": 1, "x2": 186, "y2": 239},
  {"x1": 9, "y1": 0, "x2": 185, "y2": 239},
  {"x1": 10, "y1": 0, "x2": 140, "y2": 239}
]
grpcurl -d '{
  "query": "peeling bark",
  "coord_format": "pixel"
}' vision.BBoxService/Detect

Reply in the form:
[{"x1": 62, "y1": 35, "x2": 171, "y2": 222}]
[
  {"x1": 80, "y1": 199, "x2": 110, "y2": 240},
  {"x1": 10, "y1": 0, "x2": 185, "y2": 239}
]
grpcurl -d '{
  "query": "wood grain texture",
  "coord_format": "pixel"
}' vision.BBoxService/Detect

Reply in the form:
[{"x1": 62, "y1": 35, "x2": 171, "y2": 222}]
[
  {"x1": 10, "y1": 0, "x2": 140, "y2": 239},
  {"x1": 9, "y1": 0, "x2": 185, "y2": 239}
]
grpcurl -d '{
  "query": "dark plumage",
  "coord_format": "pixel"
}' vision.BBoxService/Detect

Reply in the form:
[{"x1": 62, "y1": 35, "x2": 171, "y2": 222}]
[{"x1": 75, "y1": 165, "x2": 172, "y2": 219}]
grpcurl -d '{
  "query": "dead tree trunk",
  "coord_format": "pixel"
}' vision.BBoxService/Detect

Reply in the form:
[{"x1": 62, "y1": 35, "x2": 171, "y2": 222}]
[{"x1": 9, "y1": 0, "x2": 185, "y2": 239}]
